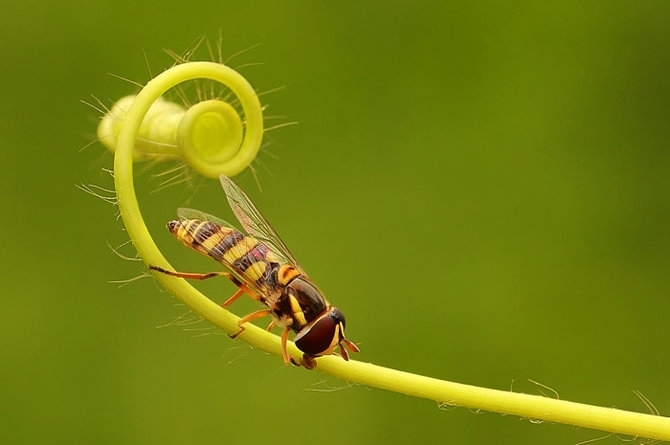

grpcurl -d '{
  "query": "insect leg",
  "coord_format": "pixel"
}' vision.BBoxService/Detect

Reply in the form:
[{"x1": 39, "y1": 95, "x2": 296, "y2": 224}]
[
  {"x1": 149, "y1": 265, "x2": 231, "y2": 281},
  {"x1": 221, "y1": 283, "x2": 255, "y2": 307},
  {"x1": 280, "y1": 327, "x2": 291, "y2": 364},
  {"x1": 229, "y1": 308, "x2": 273, "y2": 338},
  {"x1": 290, "y1": 353, "x2": 316, "y2": 369}
]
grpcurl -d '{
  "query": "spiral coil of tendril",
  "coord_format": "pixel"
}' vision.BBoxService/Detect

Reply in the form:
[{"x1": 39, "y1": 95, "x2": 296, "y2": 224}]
[{"x1": 98, "y1": 61, "x2": 263, "y2": 178}]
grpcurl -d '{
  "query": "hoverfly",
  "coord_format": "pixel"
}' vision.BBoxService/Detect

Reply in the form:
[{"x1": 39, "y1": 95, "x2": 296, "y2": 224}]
[{"x1": 150, "y1": 175, "x2": 359, "y2": 369}]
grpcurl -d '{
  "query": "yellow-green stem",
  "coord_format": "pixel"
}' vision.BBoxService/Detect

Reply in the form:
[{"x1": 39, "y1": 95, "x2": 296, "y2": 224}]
[{"x1": 113, "y1": 62, "x2": 670, "y2": 442}]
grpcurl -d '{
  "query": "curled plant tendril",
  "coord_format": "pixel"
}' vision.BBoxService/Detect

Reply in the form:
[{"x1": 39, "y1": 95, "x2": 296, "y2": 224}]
[
  {"x1": 113, "y1": 61, "x2": 296, "y2": 361},
  {"x1": 113, "y1": 60, "x2": 308, "y2": 361},
  {"x1": 109, "y1": 62, "x2": 670, "y2": 443},
  {"x1": 100, "y1": 61, "x2": 263, "y2": 178}
]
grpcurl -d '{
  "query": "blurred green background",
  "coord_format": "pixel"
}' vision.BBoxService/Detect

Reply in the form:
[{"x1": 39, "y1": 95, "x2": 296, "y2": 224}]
[{"x1": 2, "y1": 1, "x2": 669, "y2": 443}]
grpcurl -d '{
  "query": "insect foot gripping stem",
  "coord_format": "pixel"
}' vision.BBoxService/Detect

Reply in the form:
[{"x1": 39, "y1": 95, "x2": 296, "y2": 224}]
[{"x1": 99, "y1": 61, "x2": 264, "y2": 178}]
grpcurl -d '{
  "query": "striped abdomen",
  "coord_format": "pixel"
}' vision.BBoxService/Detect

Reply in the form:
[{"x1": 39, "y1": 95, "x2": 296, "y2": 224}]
[{"x1": 167, "y1": 219, "x2": 280, "y2": 292}]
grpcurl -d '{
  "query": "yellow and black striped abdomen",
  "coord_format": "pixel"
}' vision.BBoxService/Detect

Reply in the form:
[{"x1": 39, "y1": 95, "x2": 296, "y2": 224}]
[{"x1": 168, "y1": 219, "x2": 279, "y2": 291}]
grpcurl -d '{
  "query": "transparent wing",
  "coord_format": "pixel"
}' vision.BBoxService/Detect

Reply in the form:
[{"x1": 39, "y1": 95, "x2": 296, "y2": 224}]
[
  {"x1": 220, "y1": 175, "x2": 299, "y2": 267},
  {"x1": 177, "y1": 207, "x2": 240, "y2": 232}
]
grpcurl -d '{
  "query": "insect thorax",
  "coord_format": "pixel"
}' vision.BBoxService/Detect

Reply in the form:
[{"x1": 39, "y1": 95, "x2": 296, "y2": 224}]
[{"x1": 274, "y1": 270, "x2": 329, "y2": 332}]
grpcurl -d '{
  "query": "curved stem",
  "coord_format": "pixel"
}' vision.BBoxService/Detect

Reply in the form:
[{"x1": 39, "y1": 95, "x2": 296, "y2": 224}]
[
  {"x1": 323, "y1": 359, "x2": 670, "y2": 440},
  {"x1": 113, "y1": 63, "x2": 670, "y2": 442}
]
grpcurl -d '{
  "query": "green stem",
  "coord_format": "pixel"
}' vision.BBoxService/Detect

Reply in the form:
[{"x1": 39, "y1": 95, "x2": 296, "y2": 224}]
[{"x1": 113, "y1": 62, "x2": 670, "y2": 442}]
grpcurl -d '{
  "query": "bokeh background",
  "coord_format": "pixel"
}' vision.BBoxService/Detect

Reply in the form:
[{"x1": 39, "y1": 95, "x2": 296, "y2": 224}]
[{"x1": 2, "y1": 1, "x2": 669, "y2": 444}]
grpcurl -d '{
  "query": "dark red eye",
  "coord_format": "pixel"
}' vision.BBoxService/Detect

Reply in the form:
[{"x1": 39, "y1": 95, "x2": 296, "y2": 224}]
[{"x1": 294, "y1": 310, "x2": 341, "y2": 356}]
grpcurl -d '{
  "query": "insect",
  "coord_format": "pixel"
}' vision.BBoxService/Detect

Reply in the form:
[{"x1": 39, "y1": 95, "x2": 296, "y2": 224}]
[{"x1": 150, "y1": 175, "x2": 359, "y2": 369}]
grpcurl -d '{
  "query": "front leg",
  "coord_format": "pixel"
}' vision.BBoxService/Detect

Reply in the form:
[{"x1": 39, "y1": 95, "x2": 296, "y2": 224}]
[{"x1": 290, "y1": 354, "x2": 317, "y2": 370}]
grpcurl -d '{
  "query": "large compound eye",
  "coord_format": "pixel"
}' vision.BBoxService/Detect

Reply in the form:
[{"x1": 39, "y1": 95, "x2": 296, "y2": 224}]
[{"x1": 294, "y1": 310, "x2": 340, "y2": 356}]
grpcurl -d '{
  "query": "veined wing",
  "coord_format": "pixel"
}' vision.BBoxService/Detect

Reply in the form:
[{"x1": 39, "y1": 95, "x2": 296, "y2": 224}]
[
  {"x1": 177, "y1": 207, "x2": 240, "y2": 231},
  {"x1": 220, "y1": 175, "x2": 300, "y2": 268}
]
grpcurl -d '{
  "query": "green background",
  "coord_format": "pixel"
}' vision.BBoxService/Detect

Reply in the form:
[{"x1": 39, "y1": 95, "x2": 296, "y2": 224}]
[{"x1": 2, "y1": 1, "x2": 669, "y2": 443}]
